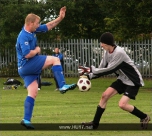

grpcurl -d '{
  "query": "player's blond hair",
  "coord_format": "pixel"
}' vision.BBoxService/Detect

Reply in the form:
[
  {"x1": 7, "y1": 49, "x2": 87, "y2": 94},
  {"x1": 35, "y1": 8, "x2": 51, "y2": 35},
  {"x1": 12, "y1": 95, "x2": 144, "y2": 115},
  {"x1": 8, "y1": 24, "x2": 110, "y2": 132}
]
[{"x1": 25, "y1": 13, "x2": 41, "y2": 25}]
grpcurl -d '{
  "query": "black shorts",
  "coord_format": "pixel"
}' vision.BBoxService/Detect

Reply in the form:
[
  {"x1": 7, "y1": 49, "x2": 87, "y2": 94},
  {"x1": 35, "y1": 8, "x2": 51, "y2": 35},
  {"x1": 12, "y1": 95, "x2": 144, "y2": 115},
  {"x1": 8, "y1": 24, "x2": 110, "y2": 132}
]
[{"x1": 110, "y1": 79, "x2": 140, "y2": 100}]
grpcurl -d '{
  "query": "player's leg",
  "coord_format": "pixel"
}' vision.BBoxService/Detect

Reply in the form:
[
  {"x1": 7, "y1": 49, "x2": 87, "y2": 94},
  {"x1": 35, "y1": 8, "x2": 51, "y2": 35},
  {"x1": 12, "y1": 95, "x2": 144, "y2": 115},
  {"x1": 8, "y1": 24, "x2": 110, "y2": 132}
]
[
  {"x1": 21, "y1": 80, "x2": 38, "y2": 129},
  {"x1": 51, "y1": 68, "x2": 59, "y2": 91},
  {"x1": 42, "y1": 56, "x2": 64, "y2": 89},
  {"x1": 93, "y1": 87, "x2": 118, "y2": 127},
  {"x1": 82, "y1": 87, "x2": 118, "y2": 129},
  {"x1": 119, "y1": 86, "x2": 151, "y2": 129},
  {"x1": 42, "y1": 56, "x2": 77, "y2": 93},
  {"x1": 38, "y1": 74, "x2": 41, "y2": 90},
  {"x1": 54, "y1": 76, "x2": 59, "y2": 91},
  {"x1": 119, "y1": 95, "x2": 134, "y2": 111},
  {"x1": 82, "y1": 80, "x2": 124, "y2": 129},
  {"x1": 18, "y1": 56, "x2": 45, "y2": 129}
]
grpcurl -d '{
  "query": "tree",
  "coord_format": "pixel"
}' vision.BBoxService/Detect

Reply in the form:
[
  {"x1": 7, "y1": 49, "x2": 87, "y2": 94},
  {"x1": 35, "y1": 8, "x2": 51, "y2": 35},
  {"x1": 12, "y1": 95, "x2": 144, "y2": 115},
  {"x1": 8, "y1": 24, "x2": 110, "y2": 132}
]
[
  {"x1": 55, "y1": 0, "x2": 105, "y2": 39},
  {"x1": 100, "y1": 0, "x2": 152, "y2": 41},
  {"x1": 0, "y1": 0, "x2": 152, "y2": 54}
]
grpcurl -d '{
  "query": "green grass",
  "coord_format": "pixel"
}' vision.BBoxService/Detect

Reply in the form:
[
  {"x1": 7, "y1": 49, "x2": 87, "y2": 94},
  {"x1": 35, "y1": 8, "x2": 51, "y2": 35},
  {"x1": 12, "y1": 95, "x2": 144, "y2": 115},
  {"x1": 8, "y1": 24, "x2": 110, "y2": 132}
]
[{"x1": 0, "y1": 77, "x2": 152, "y2": 136}]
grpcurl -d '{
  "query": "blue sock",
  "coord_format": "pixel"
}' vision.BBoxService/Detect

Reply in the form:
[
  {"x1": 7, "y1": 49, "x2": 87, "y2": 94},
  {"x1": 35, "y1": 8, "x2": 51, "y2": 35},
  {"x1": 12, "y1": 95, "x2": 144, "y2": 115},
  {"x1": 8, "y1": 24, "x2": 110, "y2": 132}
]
[
  {"x1": 51, "y1": 65, "x2": 65, "y2": 88},
  {"x1": 24, "y1": 96, "x2": 35, "y2": 121}
]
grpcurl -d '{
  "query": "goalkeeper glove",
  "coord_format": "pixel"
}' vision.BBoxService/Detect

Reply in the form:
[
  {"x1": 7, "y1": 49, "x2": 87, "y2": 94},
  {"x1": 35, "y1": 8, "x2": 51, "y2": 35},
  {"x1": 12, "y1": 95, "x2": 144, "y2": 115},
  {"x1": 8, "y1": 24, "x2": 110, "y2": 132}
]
[{"x1": 78, "y1": 66, "x2": 91, "y2": 76}]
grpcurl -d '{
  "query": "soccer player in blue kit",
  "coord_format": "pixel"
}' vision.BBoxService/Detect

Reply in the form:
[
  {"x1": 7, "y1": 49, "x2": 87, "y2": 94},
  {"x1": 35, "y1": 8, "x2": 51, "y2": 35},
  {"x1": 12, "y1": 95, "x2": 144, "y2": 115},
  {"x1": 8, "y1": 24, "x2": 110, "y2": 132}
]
[{"x1": 15, "y1": 6, "x2": 76, "y2": 129}]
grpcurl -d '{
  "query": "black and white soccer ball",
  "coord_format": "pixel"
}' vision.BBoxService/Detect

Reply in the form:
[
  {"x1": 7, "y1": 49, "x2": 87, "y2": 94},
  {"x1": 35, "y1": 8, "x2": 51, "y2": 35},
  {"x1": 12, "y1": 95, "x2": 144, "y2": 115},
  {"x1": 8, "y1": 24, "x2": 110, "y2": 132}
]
[{"x1": 77, "y1": 77, "x2": 91, "y2": 92}]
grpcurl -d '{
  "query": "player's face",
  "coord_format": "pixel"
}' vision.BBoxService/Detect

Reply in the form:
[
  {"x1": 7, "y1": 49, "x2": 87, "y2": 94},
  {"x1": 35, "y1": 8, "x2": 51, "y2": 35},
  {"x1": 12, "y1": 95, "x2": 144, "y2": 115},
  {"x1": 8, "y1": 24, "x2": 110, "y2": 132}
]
[
  {"x1": 55, "y1": 48, "x2": 59, "y2": 53},
  {"x1": 100, "y1": 43, "x2": 109, "y2": 51},
  {"x1": 31, "y1": 19, "x2": 40, "y2": 32}
]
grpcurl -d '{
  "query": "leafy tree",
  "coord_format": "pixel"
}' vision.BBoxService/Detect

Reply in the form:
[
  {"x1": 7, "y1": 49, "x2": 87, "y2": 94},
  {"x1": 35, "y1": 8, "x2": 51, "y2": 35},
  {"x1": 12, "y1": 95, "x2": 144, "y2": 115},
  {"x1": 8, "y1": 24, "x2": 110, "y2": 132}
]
[
  {"x1": 0, "y1": 0, "x2": 152, "y2": 54},
  {"x1": 55, "y1": 0, "x2": 104, "y2": 39},
  {"x1": 100, "y1": 0, "x2": 152, "y2": 41}
]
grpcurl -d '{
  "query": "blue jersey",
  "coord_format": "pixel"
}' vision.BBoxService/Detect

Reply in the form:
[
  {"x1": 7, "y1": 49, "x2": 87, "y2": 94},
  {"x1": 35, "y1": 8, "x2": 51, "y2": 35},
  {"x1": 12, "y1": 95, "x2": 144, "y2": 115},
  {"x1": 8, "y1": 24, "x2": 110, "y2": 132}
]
[{"x1": 16, "y1": 24, "x2": 48, "y2": 67}]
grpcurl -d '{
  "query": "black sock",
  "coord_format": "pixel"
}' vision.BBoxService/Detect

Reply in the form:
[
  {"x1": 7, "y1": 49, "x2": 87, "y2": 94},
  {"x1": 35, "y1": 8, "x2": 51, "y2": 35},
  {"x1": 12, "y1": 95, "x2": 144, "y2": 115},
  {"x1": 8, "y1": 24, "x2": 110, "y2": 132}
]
[
  {"x1": 93, "y1": 105, "x2": 105, "y2": 124},
  {"x1": 130, "y1": 106, "x2": 147, "y2": 119}
]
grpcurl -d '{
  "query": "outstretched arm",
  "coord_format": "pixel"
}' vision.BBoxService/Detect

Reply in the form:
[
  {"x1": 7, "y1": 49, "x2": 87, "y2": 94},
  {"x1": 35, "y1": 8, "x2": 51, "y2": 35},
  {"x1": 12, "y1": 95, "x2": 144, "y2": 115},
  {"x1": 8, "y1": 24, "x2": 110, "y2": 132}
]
[{"x1": 46, "y1": 6, "x2": 66, "y2": 31}]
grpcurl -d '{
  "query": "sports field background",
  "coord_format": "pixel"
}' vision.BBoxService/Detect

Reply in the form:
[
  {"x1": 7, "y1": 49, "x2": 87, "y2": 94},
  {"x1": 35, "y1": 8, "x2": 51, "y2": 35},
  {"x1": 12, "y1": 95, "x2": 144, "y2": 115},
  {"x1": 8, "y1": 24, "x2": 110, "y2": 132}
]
[{"x1": 0, "y1": 77, "x2": 151, "y2": 136}]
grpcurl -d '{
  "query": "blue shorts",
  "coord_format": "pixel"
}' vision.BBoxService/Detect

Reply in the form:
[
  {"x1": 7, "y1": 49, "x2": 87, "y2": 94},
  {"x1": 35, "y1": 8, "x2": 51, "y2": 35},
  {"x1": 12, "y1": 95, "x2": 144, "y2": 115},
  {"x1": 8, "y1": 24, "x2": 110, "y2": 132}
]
[{"x1": 18, "y1": 55, "x2": 46, "y2": 88}]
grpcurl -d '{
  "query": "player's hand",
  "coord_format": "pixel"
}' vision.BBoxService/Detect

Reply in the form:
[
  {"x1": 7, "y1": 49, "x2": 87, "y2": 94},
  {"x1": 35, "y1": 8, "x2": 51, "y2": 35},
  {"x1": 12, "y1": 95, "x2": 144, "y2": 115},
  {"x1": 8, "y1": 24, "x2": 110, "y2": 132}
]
[
  {"x1": 59, "y1": 6, "x2": 66, "y2": 19},
  {"x1": 35, "y1": 46, "x2": 41, "y2": 55},
  {"x1": 78, "y1": 66, "x2": 90, "y2": 76}
]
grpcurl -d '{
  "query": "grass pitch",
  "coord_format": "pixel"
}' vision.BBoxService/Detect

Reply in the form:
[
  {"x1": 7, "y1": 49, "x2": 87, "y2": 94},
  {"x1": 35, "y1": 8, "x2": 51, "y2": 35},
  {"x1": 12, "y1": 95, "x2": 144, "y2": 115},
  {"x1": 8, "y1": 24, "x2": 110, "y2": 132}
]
[{"x1": 0, "y1": 77, "x2": 151, "y2": 136}]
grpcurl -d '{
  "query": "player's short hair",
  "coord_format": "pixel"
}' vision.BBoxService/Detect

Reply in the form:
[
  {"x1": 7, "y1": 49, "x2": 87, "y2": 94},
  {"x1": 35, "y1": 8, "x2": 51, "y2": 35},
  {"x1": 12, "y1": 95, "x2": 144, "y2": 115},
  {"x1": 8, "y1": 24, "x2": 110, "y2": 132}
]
[{"x1": 25, "y1": 13, "x2": 41, "y2": 25}]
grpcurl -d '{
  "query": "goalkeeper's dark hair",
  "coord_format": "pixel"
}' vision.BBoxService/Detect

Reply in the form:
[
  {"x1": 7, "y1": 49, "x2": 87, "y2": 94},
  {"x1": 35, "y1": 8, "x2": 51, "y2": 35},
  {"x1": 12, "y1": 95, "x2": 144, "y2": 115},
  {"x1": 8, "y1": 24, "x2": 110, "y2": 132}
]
[{"x1": 100, "y1": 32, "x2": 116, "y2": 46}]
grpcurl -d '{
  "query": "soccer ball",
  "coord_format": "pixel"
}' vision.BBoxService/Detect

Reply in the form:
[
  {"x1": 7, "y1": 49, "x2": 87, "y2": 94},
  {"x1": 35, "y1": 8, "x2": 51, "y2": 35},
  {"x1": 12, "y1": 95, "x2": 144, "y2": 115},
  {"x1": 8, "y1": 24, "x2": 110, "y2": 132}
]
[{"x1": 77, "y1": 77, "x2": 91, "y2": 92}]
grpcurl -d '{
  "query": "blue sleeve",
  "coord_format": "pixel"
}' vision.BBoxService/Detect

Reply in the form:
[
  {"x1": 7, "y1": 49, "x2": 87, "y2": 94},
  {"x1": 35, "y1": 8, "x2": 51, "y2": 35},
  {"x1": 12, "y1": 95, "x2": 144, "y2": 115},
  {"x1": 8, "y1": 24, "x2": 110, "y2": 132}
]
[{"x1": 36, "y1": 24, "x2": 48, "y2": 33}]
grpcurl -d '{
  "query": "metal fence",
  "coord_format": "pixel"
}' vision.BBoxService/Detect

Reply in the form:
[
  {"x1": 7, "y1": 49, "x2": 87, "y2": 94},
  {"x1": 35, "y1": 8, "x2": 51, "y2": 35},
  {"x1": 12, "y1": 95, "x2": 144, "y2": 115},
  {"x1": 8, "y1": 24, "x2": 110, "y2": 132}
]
[{"x1": 0, "y1": 39, "x2": 152, "y2": 78}]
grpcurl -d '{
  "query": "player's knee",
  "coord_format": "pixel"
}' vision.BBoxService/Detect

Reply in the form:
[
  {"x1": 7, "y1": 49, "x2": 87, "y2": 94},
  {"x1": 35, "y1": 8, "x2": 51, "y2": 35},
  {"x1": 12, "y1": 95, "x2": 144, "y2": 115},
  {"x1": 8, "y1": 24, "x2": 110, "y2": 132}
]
[
  {"x1": 47, "y1": 56, "x2": 60, "y2": 65},
  {"x1": 33, "y1": 91, "x2": 38, "y2": 98},
  {"x1": 118, "y1": 101, "x2": 126, "y2": 110},
  {"x1": 27, "y1": 89, "x2": 38, "y2": 99},
  {"x1": 30, "y1": 91, "x2": 38, "y2": 99},
  {"x1": 101, "y1": 92, "x2": 110, "y2": 101},
  {"x1": 46, "y1": 56, "x2": 59, "y2": 62},
  {"x1": 53, "y1": 56, "x2": 60, "y2": 61},
  {"x1": 52, "y1": 56, "x2": 60, "y2": 62}
]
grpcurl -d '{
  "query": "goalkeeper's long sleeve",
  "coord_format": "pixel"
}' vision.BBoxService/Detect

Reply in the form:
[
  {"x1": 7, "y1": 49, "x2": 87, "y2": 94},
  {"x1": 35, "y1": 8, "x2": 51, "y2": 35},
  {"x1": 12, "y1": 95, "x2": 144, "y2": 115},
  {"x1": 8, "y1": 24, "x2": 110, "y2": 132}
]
[{"x1": 89, "y1": 46, "x2": 144, "y2": 87}]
